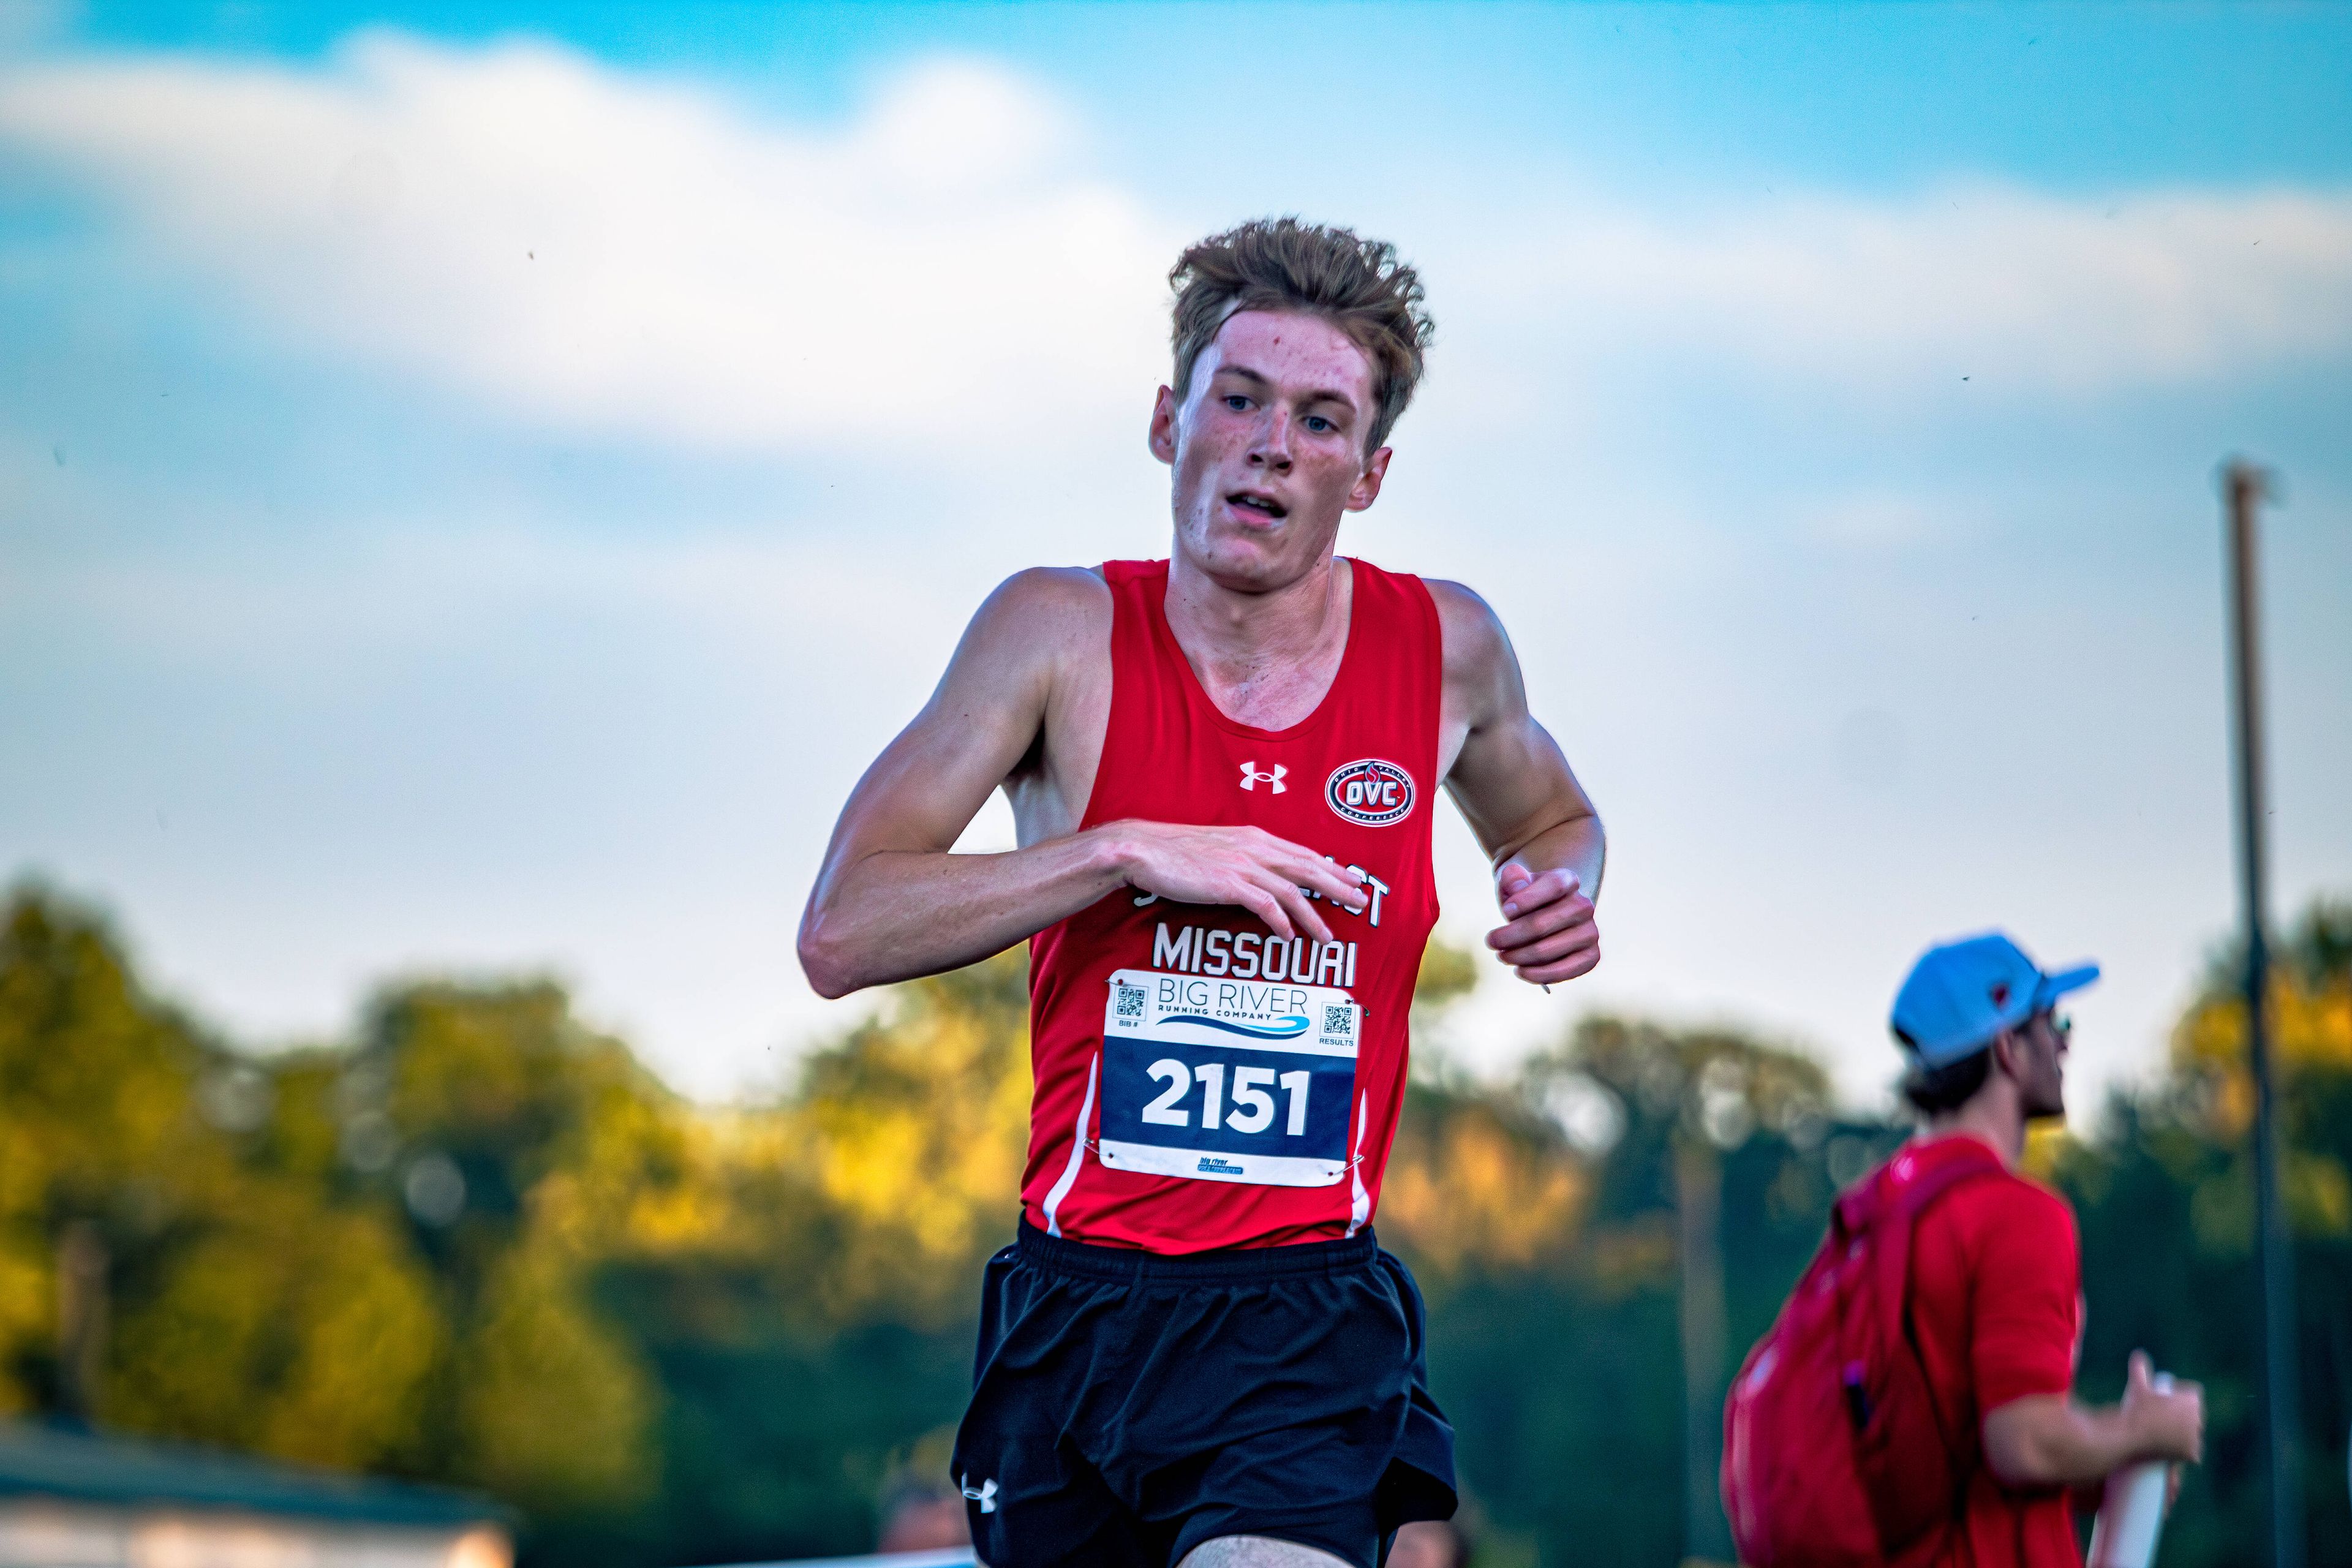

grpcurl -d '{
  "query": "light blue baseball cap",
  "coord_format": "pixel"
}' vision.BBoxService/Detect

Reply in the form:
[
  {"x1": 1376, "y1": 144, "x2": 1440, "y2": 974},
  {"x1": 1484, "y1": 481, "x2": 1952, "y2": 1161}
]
[{"x1": 1890, "y1": 932, "x2": 2100, "y2": 1066}]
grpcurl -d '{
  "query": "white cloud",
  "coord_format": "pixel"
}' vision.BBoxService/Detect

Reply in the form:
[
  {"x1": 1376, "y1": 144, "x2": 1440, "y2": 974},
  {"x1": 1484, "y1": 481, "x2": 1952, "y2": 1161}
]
[
  {"x1": 1456, "y1": 183, "x2": 2352, "y2": 398},
  {"x1": 0, "y1": 34, "x2": 1175, "y2": 454},
  {"x1": 5, "y1": 33, "x2": 2350, "y2": 463},
  {"x1": 6, "y1": 32, "x2": 2350, "y2": 1112}
]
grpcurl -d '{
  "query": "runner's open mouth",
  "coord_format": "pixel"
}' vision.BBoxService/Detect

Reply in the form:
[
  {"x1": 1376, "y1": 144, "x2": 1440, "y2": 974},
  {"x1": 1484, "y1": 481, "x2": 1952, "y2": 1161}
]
[{"x1": 1228, "y1": 492, "x2": 1287, "y2": 519}]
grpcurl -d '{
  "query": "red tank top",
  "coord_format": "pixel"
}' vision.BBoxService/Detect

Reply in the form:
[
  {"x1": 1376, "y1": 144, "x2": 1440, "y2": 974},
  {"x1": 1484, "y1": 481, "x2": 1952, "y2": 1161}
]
[{"x1": 1020, "y1": 557, "x2": 1442, "y2": 1253}]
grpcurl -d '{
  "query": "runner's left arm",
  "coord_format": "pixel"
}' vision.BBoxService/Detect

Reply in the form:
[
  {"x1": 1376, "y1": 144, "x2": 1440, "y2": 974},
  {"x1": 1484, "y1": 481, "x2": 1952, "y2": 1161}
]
[{"x1": 1429, "y1": 581, "x2": 1604, "y2": 987}]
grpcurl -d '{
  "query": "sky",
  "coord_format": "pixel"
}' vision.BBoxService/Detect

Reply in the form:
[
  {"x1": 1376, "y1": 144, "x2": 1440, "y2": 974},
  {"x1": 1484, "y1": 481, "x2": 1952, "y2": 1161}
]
[{"x1": 2, "y1": 1, "x2": 2348, "y2": 1118}]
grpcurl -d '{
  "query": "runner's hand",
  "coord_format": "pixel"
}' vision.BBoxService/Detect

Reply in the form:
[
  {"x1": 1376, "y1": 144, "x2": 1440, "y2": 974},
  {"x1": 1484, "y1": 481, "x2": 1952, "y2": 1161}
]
[
  {"x1": 1104, "y1": 820, "x2": 1366, "y2": 945},
  {"x1": 1487, "y1": 862, "x2": 1599, "y2": 986}
]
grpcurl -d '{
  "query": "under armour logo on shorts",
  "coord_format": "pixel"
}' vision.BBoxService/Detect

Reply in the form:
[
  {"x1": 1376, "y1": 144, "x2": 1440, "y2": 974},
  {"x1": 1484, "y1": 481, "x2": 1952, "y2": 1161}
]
[
  {"x1": 1238, "y1": 761, "x2": 1287, "y2": 794},
  {"x1": 960, "y1": 1475, "x2": 998, "y2": 1513}
]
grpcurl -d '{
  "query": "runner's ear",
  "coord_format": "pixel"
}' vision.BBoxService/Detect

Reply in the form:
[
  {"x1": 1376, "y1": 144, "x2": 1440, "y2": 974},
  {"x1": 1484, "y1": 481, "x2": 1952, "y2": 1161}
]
[
  {"x1": 1148, "y1": 385, "x2": 1180, "y2": 466},
  {"x1": 1344, "y1": 445, "x2": 1391, "y2": 512}
]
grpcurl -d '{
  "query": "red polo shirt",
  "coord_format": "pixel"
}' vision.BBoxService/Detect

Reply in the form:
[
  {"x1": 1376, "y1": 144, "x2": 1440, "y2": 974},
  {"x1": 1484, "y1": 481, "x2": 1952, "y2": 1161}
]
[{"x1": 1895, "y1": 1133, "x2": 2086, "y2": 1568}]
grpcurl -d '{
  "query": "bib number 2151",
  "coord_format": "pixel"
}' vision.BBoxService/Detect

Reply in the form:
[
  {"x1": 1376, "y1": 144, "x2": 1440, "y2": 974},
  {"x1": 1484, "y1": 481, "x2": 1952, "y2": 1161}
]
[{"x1": 1095, "y1": 968, "x2": 1358, "y2": 1187}]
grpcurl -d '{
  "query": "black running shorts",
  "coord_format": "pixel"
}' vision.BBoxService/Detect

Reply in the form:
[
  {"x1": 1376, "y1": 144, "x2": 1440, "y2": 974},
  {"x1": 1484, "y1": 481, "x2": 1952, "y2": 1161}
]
[{"x1": 949, "y1": 1219, "x2": 1458, "y2": 1568}]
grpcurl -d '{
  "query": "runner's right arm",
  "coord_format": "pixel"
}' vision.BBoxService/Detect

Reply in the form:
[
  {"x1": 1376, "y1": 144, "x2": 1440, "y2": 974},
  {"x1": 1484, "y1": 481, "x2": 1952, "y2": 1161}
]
[{"x1": 797, "y1": 571, "x2": 1368, "y2": 998}]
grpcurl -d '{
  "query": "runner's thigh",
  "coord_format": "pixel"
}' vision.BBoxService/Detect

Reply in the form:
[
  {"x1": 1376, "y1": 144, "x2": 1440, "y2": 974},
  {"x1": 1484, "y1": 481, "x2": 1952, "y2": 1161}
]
[{"x1": 1178, "y1": 1536, "x2": 1356, "y2": 1568}]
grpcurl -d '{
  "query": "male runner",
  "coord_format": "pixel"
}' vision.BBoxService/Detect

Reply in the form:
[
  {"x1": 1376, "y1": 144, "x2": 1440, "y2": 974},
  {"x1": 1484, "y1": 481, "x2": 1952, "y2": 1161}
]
[{"x1": 799, "y1": 219, "x2": 1604, "y2": 1568}]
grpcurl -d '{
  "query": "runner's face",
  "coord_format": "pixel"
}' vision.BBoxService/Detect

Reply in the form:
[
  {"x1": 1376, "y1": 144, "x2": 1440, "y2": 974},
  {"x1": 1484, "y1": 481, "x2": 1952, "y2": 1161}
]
[{"x1": 1150, "y1": 310, "x2": 1390, "y2": 589}]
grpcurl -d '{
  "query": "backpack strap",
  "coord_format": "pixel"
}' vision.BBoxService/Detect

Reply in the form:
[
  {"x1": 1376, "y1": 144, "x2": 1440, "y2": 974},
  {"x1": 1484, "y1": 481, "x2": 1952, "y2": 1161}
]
[
  {"x1": 1875, "y1": 1140, "x2": 2007, "y2": 1537},
  {"x1": 1833, "y1": 1137, "x2": 2004, "y2": 1237},
  {"x1": 1869, "y1": 1139, "x2": 2005, "y2": 1311}
]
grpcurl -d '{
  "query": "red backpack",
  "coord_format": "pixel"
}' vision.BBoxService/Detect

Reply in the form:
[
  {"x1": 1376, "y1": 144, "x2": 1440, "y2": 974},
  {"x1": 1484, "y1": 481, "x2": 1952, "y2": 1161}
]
[{"x1": 1721, "y1": 1139, "x2": 2003, "y2": 1567}]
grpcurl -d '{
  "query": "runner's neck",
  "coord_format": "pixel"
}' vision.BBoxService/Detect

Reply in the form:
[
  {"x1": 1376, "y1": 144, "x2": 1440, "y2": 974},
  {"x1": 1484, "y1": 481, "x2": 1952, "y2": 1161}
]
[{"x1": 1162, "y1": 552, "x2": 1354, "y2": 731}]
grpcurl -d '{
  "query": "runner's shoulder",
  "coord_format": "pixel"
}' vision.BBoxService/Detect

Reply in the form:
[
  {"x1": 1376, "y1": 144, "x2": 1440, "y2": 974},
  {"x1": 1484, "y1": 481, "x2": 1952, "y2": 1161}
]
[
  {"x1": 1421, "y1": 577, "x2": 1513, "y2": 684},
  {"x1": 976, "y1": 565, "x2": 1109, "y2": 624},
  {"x1": 962, "y1": 567, "x2": 1113, "y2": 671}
]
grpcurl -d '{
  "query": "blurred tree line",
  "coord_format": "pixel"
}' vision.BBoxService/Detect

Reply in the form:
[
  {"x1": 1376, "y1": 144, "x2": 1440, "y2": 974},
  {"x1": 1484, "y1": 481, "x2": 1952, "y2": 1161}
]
[{"x1": 1, "y1": 882, "x2": 2346, "y2": 1567}]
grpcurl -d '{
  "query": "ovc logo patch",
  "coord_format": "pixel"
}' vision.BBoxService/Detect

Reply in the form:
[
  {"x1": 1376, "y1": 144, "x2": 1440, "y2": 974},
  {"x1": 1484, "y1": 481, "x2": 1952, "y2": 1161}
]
[{"x1": 1325, "y1": 758, "x2": 1415, "y2": 826}]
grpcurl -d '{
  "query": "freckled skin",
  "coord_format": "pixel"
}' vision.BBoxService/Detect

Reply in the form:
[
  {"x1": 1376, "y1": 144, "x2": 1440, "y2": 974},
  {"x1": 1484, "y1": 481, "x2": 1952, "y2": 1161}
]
[
  {"x1": 801, "y1": 308, "x2": 1604, "y2": 1004},
  {"x1": 1142, "y1": 311, "x2": 1394, "y2": 731},
  {"x1": 804, "y1": 298, "x2": 1610, "y2": 1563},
  {"x1": 1150, "y1": 312, "x2": 1391, "y2": 606}
]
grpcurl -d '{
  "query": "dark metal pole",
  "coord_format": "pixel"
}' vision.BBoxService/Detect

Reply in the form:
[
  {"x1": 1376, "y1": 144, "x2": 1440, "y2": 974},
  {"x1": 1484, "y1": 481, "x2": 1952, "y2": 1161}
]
[
  {"x1": 2225, "y1": 459, "x2": 2302, "y2": 1568},
  {"x1": 1675, "y1": 1134, "x2": 1732, "y2": 1564}
]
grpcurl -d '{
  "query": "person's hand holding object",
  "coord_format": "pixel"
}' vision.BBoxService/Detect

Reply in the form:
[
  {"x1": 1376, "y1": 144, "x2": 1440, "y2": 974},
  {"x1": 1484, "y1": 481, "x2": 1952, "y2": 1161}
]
[{"x1": 2122, "y1": 1351, "x2": 2203, "y2": 1466}]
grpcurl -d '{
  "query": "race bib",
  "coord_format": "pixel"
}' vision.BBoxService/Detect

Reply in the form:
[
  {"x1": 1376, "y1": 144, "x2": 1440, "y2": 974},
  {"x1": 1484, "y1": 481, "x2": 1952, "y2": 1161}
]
[{"x1": 1095, "y1": 968, "x2": 1359, "y2": 1187}]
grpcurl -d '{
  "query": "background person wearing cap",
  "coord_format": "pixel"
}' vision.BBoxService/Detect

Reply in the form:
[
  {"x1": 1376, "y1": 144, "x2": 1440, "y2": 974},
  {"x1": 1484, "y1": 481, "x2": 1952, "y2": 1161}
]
[{"x1": 1886, "y1": 933, "x2": 2206, "y2": 1568}]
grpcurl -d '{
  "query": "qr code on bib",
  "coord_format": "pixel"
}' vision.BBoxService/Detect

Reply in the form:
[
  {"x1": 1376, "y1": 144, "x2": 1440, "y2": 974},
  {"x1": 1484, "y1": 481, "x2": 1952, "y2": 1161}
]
[
  {"x1": 1115, "y1": 984, "x2": 1146, "y2": 1020},
  {"x1": 1324, "y1": 1005, "x2": 1355, "y2": 1037}
]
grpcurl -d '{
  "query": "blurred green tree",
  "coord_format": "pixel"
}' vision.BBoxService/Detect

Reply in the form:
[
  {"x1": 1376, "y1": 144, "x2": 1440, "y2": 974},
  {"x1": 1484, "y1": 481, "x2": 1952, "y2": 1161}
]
[
  {"x1": 0, "y1": 889, "x2": 442, "y2": 1474},
  {"x1": 0, "y1": 889, "x2": 230, "y2": 1415},
  {"x1": 345, "y1": 979, "x2": 679, "y2": 1526},
  {"x1": 8, "y1": 882, "x2": 2351, "y2": 1568}
]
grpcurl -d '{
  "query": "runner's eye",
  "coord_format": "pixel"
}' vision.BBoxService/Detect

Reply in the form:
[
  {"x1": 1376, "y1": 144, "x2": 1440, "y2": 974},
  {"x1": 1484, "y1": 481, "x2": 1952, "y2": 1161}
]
[
  {"x1": 1223, "y1": 395, "x2": 1250, "y2": 411},
  {"x1": 1304, "y1": 415, "x2": 1333, "y2": 433}
]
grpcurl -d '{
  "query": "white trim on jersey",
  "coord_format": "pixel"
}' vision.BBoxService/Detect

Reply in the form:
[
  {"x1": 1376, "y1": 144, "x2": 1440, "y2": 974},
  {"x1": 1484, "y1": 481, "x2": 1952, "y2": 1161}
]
[
  {"x1": 1041, "y1": 1052, "x2": 1098, "y2": 1238},
  {"x1": 1345, "y1": 1090, "x2": 1371, "y2": 1237}
]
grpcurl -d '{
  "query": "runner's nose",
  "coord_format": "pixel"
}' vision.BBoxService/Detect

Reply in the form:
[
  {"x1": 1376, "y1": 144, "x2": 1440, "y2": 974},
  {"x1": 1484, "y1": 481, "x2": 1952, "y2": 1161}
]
[{"x1": 1251, "y1": 409, "x2": 1294, "y2": 471}]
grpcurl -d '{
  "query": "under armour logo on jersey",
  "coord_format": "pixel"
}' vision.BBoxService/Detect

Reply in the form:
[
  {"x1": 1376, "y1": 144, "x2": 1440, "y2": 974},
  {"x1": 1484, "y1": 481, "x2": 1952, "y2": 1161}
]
[
  {"x1": 960, "y1": 1475, "x2": 998, "y2": 1513},
  {"x1": 1238, "y1": 761, "x2": 1287, "y2": 793}
]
